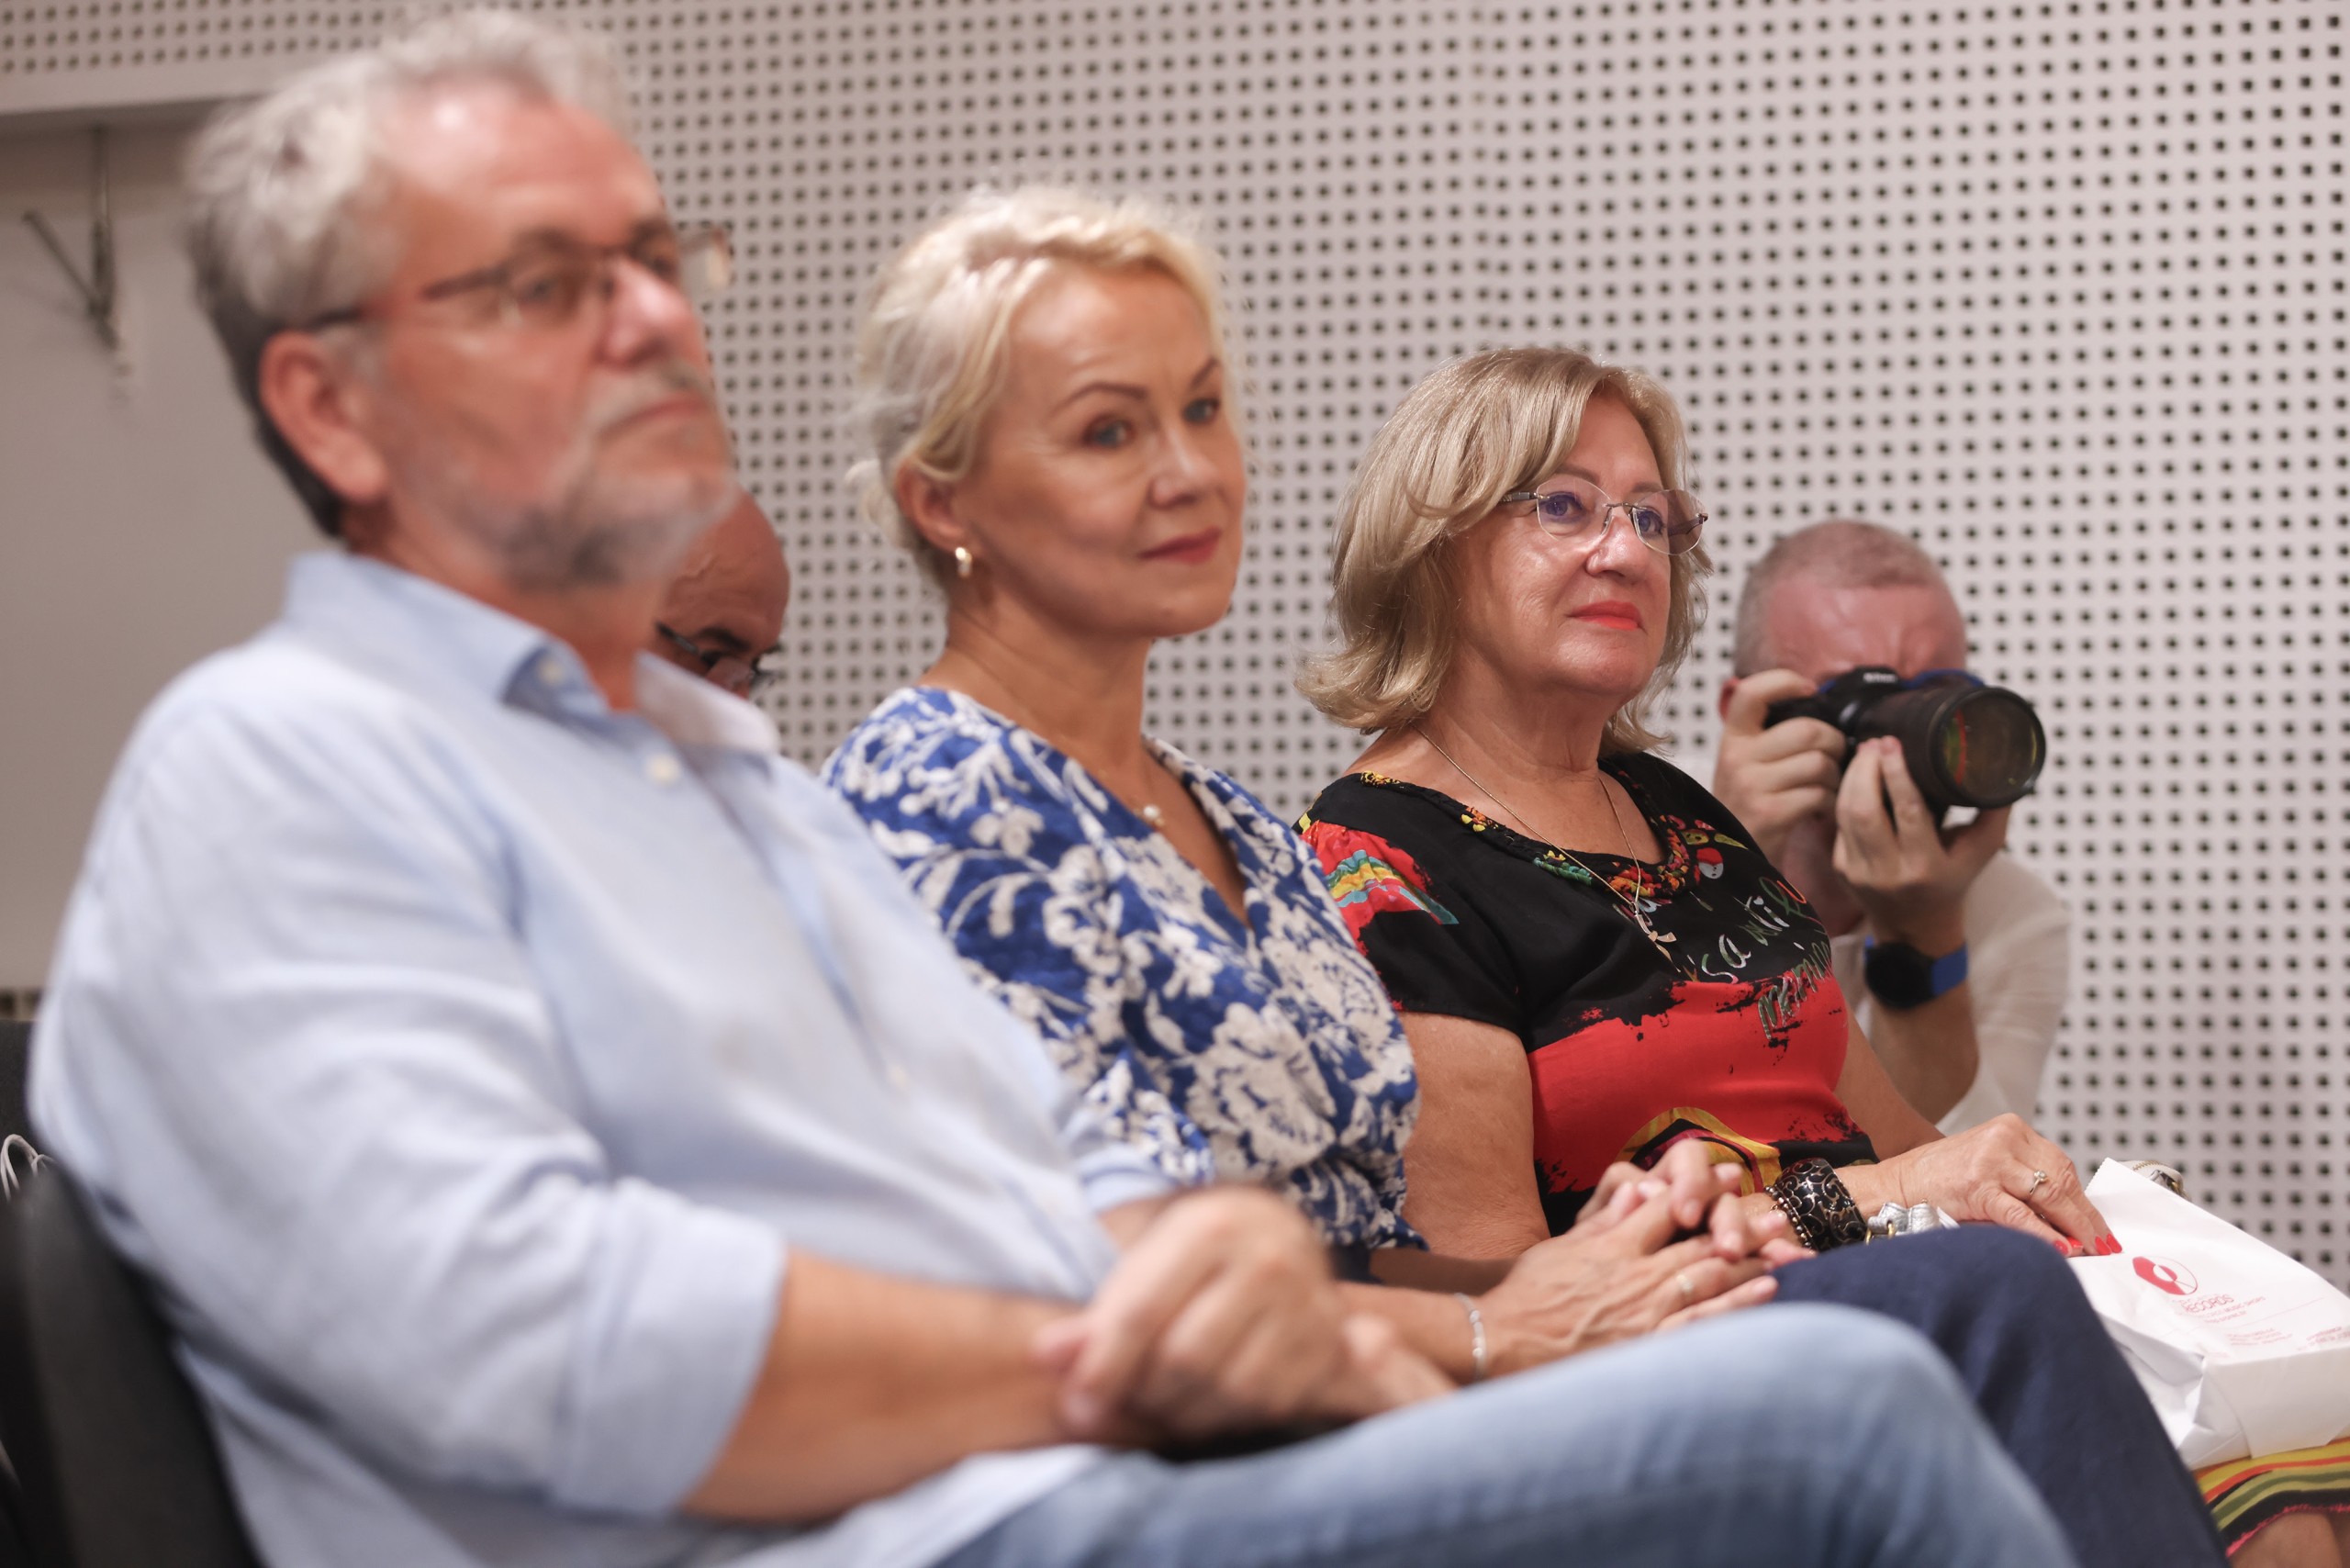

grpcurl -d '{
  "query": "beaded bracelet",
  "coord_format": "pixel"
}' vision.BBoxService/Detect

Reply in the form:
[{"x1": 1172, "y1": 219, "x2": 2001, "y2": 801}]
[
  {"x1": 1767, "y1": 1158, "x2": 1868, "y2": 1251},
  {"x1": 1452, "y1": 1293, "x2": 1489, "y2": 1383}
]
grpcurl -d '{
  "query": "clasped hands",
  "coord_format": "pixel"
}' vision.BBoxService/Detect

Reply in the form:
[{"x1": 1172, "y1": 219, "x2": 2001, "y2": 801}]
[
  {"x1": 1034, "y1": 1187, "x2": 1444, "y2": 1444},
  {"x1": 1036, "y1": 1148, "x2": 1807, "y2": 1444},
  {"x1": 1473, "y1": 1145, "x2": 1810, "y2": 1378}
]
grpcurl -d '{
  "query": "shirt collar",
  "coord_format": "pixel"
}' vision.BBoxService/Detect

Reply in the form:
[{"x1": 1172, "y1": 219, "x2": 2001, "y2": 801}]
[
  {"x1": 276, "y1": 553, "x2": 778, "y2": 756},
  {"x1": 635, "y1": 653, "x2": 781, "y2": 755}
]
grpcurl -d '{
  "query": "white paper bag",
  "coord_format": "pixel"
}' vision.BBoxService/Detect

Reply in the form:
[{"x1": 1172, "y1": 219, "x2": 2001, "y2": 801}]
[{"x1": 2069, "y1": 1159, "x2": 2350, "y2": 1466}]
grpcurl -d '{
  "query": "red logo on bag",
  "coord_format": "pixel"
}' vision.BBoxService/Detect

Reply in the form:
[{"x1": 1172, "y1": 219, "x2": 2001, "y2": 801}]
[{"x1": 2133, "y1": 1256, "x2": 2199, "y2": 1297}]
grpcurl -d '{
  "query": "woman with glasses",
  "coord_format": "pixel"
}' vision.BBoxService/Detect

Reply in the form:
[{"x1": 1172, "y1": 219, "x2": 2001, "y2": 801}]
[
  {"x1": 1293, "y1": 348, "x2": 2236, "y2": 1564},
  {"x1": 1296, "y1": 345, "x2": 2114, "y2": 1257},
  {"x1": 821, "y1": 186, "x2": 1814, "y2": 1377},
  {"x1": 821, "y1": 192, "x2": 2221, "y2": 1568}
]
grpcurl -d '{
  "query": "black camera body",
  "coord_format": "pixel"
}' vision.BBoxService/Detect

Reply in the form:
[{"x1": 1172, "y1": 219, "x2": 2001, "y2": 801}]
[{"x1": 1763, "y1": 666, "x2": 2046, "y2": 817}]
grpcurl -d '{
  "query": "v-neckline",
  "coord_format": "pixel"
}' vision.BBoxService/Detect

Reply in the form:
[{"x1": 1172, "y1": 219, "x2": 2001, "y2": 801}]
[
  {"x1": 915, "y1": 687, "x2": 1262, "y2": 944},
  {"x1": 1124, "y1": 743, "x2": 1260, "y2": 946}
]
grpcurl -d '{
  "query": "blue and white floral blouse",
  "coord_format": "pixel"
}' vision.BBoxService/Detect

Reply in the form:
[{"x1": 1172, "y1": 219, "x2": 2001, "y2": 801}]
[{"x1": 822, "y1": 686, "x2": 1422, "y2": 1250}]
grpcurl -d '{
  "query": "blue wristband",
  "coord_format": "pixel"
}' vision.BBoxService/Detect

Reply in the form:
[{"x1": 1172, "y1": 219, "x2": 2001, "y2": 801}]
[{"x1": 1862, "y1": 938, "x2": 1969, "y2": 1010}]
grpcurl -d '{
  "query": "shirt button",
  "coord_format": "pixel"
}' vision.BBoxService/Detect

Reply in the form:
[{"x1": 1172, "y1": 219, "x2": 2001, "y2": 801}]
[
  {"x1": 644, "y1": 754, "x2": 682, "y2": 786},
  {"x1": 536, "y1": 655, "x2": 567, "y2": 687},
  {"x1": 885, "y1": 1062, "x2": 912, "y2": 1092}
]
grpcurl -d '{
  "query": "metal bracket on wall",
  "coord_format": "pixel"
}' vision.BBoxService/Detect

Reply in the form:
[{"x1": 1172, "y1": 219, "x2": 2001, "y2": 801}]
[{"x1": 21, "y1": 127, "x2": 119, "y2": 353}]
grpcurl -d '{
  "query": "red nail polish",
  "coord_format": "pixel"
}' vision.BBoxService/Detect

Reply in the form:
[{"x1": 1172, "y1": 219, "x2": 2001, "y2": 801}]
[
  {"x1": 2055, "y1": 1238, "x2": 2085, "y2": 1259},
  {"x1": 2098, "y1": 1236, "x2": 2123, "y2": 1257}
]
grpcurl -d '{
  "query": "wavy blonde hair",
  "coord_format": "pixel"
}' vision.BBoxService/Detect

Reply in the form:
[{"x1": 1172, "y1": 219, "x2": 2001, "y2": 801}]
[
  {"x1": 1300, "y1": 346, "x2": 1713, "y2": 754},
  {"x1": 846, "y1": 185, "x2": 1230, "y2": 586}
]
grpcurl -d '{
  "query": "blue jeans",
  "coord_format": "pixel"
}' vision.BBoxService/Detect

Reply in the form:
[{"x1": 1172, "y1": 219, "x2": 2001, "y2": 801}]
[
  {"x1": 1773, "y1": 1226, "x2": 2224, "y2": 1568},
  {"x1": 937, "y1": 1304, "x2": 2075, "y2": 1568}
]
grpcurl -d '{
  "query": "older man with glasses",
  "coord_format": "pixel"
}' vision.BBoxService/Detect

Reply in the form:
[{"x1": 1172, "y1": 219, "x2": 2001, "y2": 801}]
[{"x1": 28, "y1": 14, "x2": 2082, "y2": 1568}]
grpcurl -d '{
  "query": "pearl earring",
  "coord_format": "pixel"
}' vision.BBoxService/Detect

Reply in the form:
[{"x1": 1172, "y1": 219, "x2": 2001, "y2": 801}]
[{"x1": 954, "y1": 545, "x2": 975, "y2": 579}]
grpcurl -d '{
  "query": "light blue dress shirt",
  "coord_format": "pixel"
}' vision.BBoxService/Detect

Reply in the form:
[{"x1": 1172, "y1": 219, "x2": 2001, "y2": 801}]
[{"x1": 32, "y1": 554, "x2": 1169, "y2": 1568}]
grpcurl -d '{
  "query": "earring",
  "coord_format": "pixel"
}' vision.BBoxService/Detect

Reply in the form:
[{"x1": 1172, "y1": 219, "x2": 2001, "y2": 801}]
[{"x1": 954, "y1": 545, "x2": 975, "y2": 580}]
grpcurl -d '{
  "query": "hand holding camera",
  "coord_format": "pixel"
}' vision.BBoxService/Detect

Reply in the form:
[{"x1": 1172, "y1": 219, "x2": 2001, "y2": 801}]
[
  {"x1": 1761, "y1": 666, "x2": 2045, "y2": 818},
  {"x1": 1830, "y1": 734, "x2": 2009, "y2": 954},
  {"x1": 1714, "y1": 671, "x2": 1849, "y2": 867},
  {"x1": 1718, "y1": 666, "x2": 2045, "y2": 949}
]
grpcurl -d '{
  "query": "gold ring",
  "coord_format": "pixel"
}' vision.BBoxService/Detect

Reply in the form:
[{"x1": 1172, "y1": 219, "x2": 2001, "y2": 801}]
[
  {"x1": 1673, "y1": 1271, "x2": 1695, "y2": 1307},
  {"x1": 2026, "y1": 1169, "x2": 2049, "y2": 1195}
]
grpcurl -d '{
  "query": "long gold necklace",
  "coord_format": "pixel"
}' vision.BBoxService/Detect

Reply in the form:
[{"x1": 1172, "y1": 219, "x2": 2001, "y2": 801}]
[{"x1": 1415, "y1": 725, "x2": 1680, "y2": 961}]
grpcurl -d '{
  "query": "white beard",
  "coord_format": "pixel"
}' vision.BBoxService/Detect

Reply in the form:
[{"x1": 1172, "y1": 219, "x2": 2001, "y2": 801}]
[{"x1": 387, "y1": 362, "x2": 734, "y2": 591}]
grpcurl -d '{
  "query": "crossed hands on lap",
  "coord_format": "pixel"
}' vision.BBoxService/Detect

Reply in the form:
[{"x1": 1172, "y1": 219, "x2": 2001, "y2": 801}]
[
  {"x1": 1040, "y1": 1143, "x2": 1804, "y2": 1442},
  {"x1": 1476, "y1": 1148, "x2": 1812, "y2": 1377},
  {"x1": 1035, "y1": 1190, "x2": 1443, "y2": 1442}
]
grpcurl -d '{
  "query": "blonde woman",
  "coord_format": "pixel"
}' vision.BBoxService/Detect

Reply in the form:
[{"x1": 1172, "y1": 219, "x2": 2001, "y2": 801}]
[
  {"x1": 1296, "y1": 346, "x2": 2227, "y2": 1568},
  {"x1": 1296, "y1": 346, "x2": 2119, "y2": 1252},
  {"x1": 818, "y1": 198, "x2": 2221, "y2": 1568},
  {"x1": 821, "y1": 188, "x2": 1810, "y2": 1385}
]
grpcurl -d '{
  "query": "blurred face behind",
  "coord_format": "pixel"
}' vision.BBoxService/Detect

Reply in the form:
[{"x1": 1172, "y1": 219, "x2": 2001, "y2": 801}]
[
  {"x1": 1449, "y1": 396, "x2": 1674, "y2": 713},
  {"x1": 1759, "y1": 579, "x2": 1968, "y2": 685},
  {"x1": 339, "y1": 85, "x2": 733, "y2": 588},
  {"x1": 652, "y1": 491, "x2": 791, "y2": 696},
  {"x1": 934, "y1": 264, "x2": 1244, "y2": 644}
]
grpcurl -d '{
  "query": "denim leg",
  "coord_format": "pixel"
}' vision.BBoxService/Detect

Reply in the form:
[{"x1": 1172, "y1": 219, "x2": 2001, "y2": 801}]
[
  {"x1": 1772, "y1": 1226, "x2": 2225, "y2": 1568},
  {"x1": 937, "y1": 1303, "x2": 2075, "y2": 1568}
]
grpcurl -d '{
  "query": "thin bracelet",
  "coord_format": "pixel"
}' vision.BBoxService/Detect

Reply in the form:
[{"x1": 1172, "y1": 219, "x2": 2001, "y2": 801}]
[{"x1": 1452, "y1": 1292, "x2": 1489, "y2": 1383}]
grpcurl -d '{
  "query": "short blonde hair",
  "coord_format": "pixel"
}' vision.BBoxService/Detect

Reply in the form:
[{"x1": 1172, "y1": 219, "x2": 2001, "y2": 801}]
[
  {"x1": 1300, "y1": 347, "x2": 1713, "y2": 754},
  {"x1": 847, "y1": 185, "x2": 1230, "y2": 586}
]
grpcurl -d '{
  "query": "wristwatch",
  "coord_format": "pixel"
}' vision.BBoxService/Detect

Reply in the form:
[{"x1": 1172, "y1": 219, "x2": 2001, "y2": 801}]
[{"x1": 1862, "y1": 938, "x2": 1969, "y2": 1011}]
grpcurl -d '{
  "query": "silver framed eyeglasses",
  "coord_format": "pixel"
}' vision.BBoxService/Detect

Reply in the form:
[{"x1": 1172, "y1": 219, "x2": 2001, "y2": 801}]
[{"x1": 1502, "y1": 476, "x2": 1707, "y2": 556}]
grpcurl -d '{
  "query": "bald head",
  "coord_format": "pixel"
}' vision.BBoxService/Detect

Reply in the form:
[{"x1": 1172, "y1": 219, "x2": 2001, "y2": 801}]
[
  {"x1": 650, "y1": 490, "x2": 790, "y2": 695},
  {"x1": 1731, "y1": 519, "x2": 1966, "y2": 682}
]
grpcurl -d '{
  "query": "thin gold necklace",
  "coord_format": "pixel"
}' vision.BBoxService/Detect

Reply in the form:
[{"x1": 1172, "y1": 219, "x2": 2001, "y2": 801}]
[{"x1": 1415, "y1": 725, "x2": 1679, "y2": 960}]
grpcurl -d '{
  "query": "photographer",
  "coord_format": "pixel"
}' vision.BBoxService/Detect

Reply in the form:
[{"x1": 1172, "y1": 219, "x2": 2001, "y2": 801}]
[{"x1": 1713, "y1": 521, "x2": 2069, "y2": 1131}]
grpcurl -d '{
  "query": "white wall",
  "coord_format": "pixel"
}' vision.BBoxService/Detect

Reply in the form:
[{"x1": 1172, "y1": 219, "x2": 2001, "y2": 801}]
[{"x1": 0, "y1": 121, "x2": 313, "y2": 988}]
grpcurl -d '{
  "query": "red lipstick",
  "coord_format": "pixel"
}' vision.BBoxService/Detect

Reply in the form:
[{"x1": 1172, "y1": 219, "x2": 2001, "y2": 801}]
[
  {"x1": 1572, "y1": 599, "x2": 1645, "y2": 631},
  {"x1": 1141, "y1": 528, "x2": 1224, "y2": 565}
]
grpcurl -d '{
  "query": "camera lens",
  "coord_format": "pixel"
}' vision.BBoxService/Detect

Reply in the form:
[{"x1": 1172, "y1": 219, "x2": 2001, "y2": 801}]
[
  {"x1": 1934, "y1": 688, "x2": 2045, "y2": 810},
  {"x1": 1765, "y1": 666, "x2": 2049, "y2": 814}
]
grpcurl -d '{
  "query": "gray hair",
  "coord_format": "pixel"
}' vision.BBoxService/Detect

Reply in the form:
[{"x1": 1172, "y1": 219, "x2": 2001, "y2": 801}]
[
  {"x1": 1729, "y1": 519, "x2": 1949, "y2": 675},
  {"x1": 184, "y1": 10, "x2": 631, "y2": 534}
]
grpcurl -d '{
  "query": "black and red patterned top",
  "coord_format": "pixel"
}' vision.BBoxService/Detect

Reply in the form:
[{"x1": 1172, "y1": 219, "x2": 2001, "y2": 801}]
[{"x1": 1298, "y1": 752, "x2": 1874, "y2": 1234}]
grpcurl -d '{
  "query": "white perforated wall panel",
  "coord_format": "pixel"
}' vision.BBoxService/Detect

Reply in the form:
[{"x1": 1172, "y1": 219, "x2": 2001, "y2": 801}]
[
  {"x1": 1479, "y1": 1, "x2": 2347, "y2": 1286},
  {"x1": 4, "y1": 0, "x2": 2342, "y2": 1284}
]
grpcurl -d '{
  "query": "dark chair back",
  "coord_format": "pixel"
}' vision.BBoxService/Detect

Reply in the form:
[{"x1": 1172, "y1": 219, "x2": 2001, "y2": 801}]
[
  {"x1": 0, "y1": 1164, "x2": 262, "y2": 1568},
  {"x1": 0, "y1": 1020, "x2": 38, "y2": 1567},
  {"x1": 0, "y1": 1022, "x2": 30, "y2": 1147}
]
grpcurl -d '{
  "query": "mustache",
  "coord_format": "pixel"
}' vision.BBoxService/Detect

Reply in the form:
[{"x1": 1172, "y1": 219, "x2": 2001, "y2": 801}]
[{"x1": 586, "y1": 359, "x2": 720, "y2": 435}]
